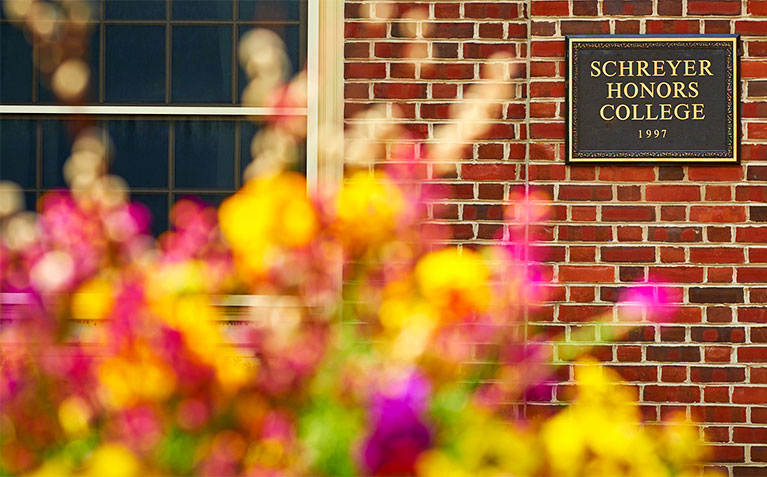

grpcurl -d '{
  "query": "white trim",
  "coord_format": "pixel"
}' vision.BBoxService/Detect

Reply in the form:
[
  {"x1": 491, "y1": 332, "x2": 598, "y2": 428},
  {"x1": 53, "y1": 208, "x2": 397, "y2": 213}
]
[
  {"x1": 305, "y1": 0, "x2": 320, "y2": 194},
  {"x1": 0, "y1": 105, "x2": 307, "y2": 116}
]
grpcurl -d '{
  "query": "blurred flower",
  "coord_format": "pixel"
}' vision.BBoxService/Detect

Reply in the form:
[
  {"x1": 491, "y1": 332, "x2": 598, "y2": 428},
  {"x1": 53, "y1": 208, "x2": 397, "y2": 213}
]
[
  {"x1": 71, "y1": 277, "x2": 114, "y2": 320},
  {"x1": 83, "y1": 443, "x2": 141, "y2": 477},
  {"x1": 335, "y1": 171, "x2": 407, "y2": 254},
  {"x1": 361, "y1": 371, "x2": 432, "y2": 476},
  {"x1": 219, "y1": 172, "x2": 318, "y2": 280},
  {"x1": 57, "y1": 395, "x2": 92, "y2": 437},
  {"x1": 415, "y1": 248, "x2": 490, "y2": 321}
]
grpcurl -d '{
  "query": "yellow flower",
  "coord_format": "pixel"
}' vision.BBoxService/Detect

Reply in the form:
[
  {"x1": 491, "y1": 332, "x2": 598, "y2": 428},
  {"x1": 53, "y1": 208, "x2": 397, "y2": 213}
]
[
  {"x1": 58, "y1": 396, "x2": 92, "y2": 437},
  {"x1": 71, "y1": 277, "x2": 113, "y2": 320},
  {"x1": 415, "y1": 248, "x2": 490, "y2": 321},
  {"x1": 219, "y1": 172, "x2": 317, "y2": 277},
  {"x1": 335, "y1": 171, "x2": 406, "y2": 253},
  {"x1": 541, "y1": 359, "x2": 704, "y2": 477},
  {"x1": 98, "y1": 344, "x2": 176, "y2": 409},
  {"x1": 418, "y1": 411, "x2": 539, "y2": 477},
  {"x1": 417, "y1": 450, "x2": 471, "y2": 477},
  {"x1": 83, "y1": 444, "x2": 141, "y2": 477}
]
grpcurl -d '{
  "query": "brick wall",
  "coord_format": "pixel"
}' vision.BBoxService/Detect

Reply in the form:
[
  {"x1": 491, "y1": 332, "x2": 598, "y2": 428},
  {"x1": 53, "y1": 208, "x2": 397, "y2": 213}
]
[{"x1": 344, "y1": 1, "x2": 767, "y2": 475}]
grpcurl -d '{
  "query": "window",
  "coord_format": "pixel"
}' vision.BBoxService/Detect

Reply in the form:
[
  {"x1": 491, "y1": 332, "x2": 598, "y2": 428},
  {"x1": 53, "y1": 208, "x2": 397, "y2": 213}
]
[{"x1": 0, "y1": 0, "x2": 342, "y2": 235}]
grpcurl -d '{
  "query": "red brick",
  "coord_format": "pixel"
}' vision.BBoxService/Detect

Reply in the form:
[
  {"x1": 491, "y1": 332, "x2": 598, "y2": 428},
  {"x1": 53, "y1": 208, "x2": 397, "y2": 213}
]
[
  {"x1": 710, "y1": 446, "x2": 745, "y2": 462},
  {"x1": 689, "y1": 0, "x2": 741, "y2": 14},
  {"x1": 345, "y1": 63, "x2": 386, "y2": 79},
  {"x1": 644, "y1": 385, "x2": 700, "y2": 403},
  {"x1": 646, "y1": 20, "x2": 700, "y2": 34},
  {"x1": 749, "y1": 0, "x2": 767, "y2": 14},
  {"x1": 658, "y1": 0, "x2": 683, "y2": 14},
  {"x1": 648, "y1": 266, "x2": 704, "y2": 283},
  {"x1": 530, "y1": 102, "x2": 558, "y2": 118},
  {"x1": 613, "y1": 365, "x2": 657, "y2": 382},
  {"x1": 345, "y1": 22, "x2": 386, "y2": 39},
  {"x1": 530, "y1": 122, "x2": 564, "y2": 139},
  {"x1": 464, "y1": 2, "x2": 516, "y2": 18},
  {"x1": 737, "y1": 227, "x2": 767, "y2": 243},
  {"x1": 558, "y1": 265, "x2": 615, "y2": 283},
  {"x1": 705, "y1": 19, "x2": 732, "y2": 33},
  {"x1": 373, "y1": 83, "x2": 426, "y2": 99},
  {"x1": 602, "y1": 206, "x2": 655, "y2": 222},
  {"x1": 559, "y1": 185, "x2": 612, "y2": 201},
  {"x1": 690, "y1": 206, "x2": 747, "y2": 223},
  {"x1": 740, "y1": 308, "x2": 767, "y2": 323},
  {"x1": 617, "y1": 225, "x2": 643, "y2": 241},
  {"x1": 692, "y1": 327, "x2": 745, "y2": 343},
  {"x1": 530, "y1": 81, "x2": 565, "y2": 98},
  {"x1": 422, "y1": 63, "x2": 475, "y2": 80},
  {"x1": 647, "y1": 346, "x2": 701, "y2": 362},
  {"x1": 733, "y1": 387, "x2": 767, "y2": 404},
  {"x1": 646, "y1": 185, "x2": 700, "y2": 202},
  {"x1": 461, "y1": 164, "x2": 516, "y2": 181},
  {"x1": 749, "y1": 123, "x2": 767, "y2": 139},
  {"x1": 430, "y1": 2, "x2": 459, "y2": 17},
  {"x1": 708, "y1": 267, "x2": 734, "y2": 283},
  {"x1": 560, "y1": 20, "x2": 610, "y2": 35},
  {"x1": 689, "y1": 287, "x2": 744, "y2": 304},
  {"x1": 559, "y1": 305, "x2": 613, "y2": 322},
  {"x1": 738, "y1": 347, "x2": 767, "y2": 362},
  {"x1": 599, "y1": 167, "x2": 654, "y2": 182},
  {"x1": 531, "y1": 0, "x2": 569, "y2": 15},
  {"x1": 530, "y1": 41, "x2": 565, "y2": 58},
  {"x1": 696, "y1": 406, "x2": 747, "y2": 423},
  {"x1": 736, "y1": 20, "x2": 767, "y2": 35},
  {"x1": 689, "y1": 166, "x2": 743, "y2": 181},
  {"x1": 615, "y1": 20, "x2": 641, "y2": 34},
  {"x1": 705, "y1": 386, "x2": 731, "y2": 402},
  {"x1": 737, "y1": 186, "x2": 767, "y2": 202},
  {"x1": 737, "y1": 267, "x2": 767, "y2": 282},
  {"x1": 601, "y1": 246, "x2": 655, "y2": 262},
  {"x1": 660, "y1": 247, "x2": 686, "y2": 263},
  {"x1": 750, "y1": 248, "x2": 767, "y2": 263},
  {"x1": 661, "y1": 365, "x2": 687, "y2": 382},
  {"x1": 689, "y1": 247, "x2": 745, "y2": 264},
  {"x1": 558, "y1": 225, "x2": 612, "y2": 241},
  {"x1": 424, "y1": 23, "x2": 474, "y2": 39},
  {"x1": 649, "y1": 226, "x2": 702, "y2": 242},
  {"x1": 603, "y1": 0, "x2": 653, "y2": 15},
  {"x1": 734, "y1": 427, "x2": 767, "y2": 443}
]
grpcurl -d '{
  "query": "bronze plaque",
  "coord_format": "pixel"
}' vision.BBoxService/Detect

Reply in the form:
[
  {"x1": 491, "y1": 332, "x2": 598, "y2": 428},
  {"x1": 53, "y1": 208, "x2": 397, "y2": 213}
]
[{"x1": 566, "y1": 35, "x2": 739, "y2": 163}]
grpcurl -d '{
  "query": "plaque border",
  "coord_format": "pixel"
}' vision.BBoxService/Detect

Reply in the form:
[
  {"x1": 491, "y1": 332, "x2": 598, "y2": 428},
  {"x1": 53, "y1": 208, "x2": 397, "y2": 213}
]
[{"x1": 565, "y1": 35, "x2": 740, "y2": 164}]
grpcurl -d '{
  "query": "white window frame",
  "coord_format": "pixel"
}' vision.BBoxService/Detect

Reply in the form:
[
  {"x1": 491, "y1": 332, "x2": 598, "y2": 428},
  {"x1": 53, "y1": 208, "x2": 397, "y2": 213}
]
[
  {"x1": 0, "y1": 0, "x2": 344, "y2": 193},
  {"x1": 0, "y1": 0, "x2": 345, "y2": 316}
]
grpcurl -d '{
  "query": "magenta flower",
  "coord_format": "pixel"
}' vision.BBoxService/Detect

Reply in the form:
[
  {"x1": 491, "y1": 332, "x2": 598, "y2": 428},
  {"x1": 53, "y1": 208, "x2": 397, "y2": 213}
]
[{"x1": 361, "y1": 371, "x2": 432, "y2": 476}]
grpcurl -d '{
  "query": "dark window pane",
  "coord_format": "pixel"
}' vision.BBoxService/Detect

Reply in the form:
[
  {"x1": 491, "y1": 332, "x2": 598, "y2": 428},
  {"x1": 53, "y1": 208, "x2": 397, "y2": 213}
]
[
  {"x1": 0, "y1": 24, "x2": 34, "y2": 103},
  {"x1": 239, "y1": 120, "x2": 260, "y2": 177},
  {"x1": 105, "y1": 25, "x2": 165, "y2": 103},
  {"x1": 172, "y1": 0, "x2": 233, "y2": 20},
  {"x1": 239, "y1": 0, "x2": 301, "y2": 21},
  {"x1": 174, "y1": 121, "x2": 234, "y2": 189},
  {"x1": 0, "y1": 120, "x2": 36, "y2": 187},
  {"x1": 237, "y1": 25, "x2": 300, "y2": 101},
  {"x1": 105, "y1": 0, "x2": 166, "y2": 19},
  {"x1": 23, "y1": 192, "x2": 37, "y2": 211},
  {"x1": 41, "y1": 120, "x2": 76, "y2": 188},
  {"x1": 109, "y1": 120, "x2": 168, "y2": 188},
  {"x1": 172, "y1": 26, "x2": 232, "y2": 103},
  {"x1": 132, "y1": 193, "x2": 168, "y2": 236},
  {"x1": 40, "y1": 28, "x2": 100, "y2": 103}
]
